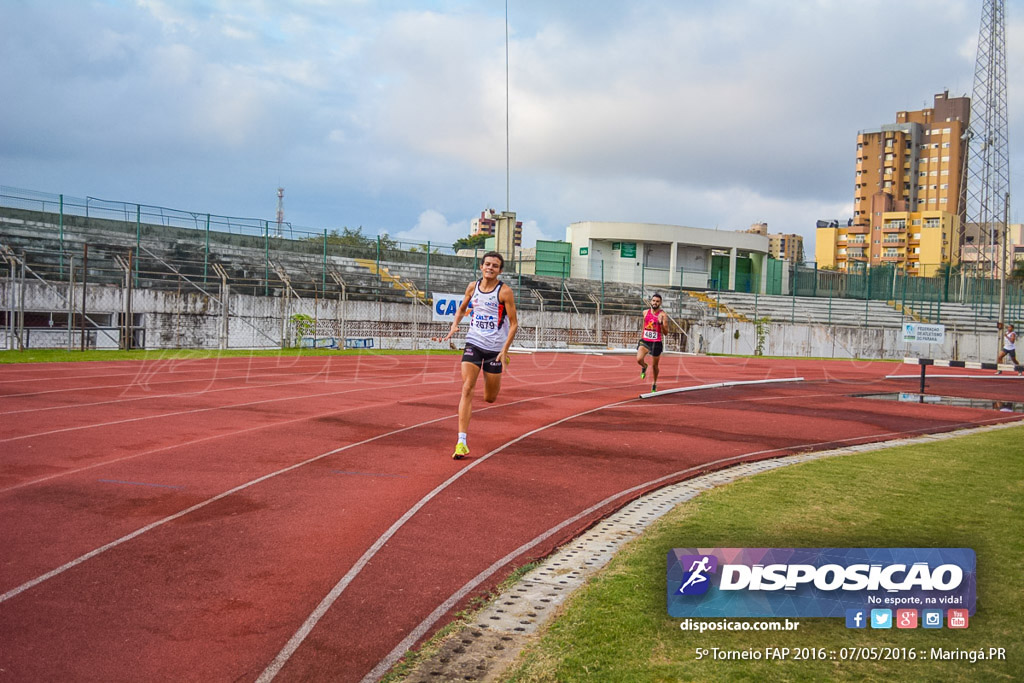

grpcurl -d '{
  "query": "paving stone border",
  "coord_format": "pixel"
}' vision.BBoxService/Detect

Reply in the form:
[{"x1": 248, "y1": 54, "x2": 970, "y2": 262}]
[{"x1": 395, "y1": 421, "x2": 1021, "y2": 682}]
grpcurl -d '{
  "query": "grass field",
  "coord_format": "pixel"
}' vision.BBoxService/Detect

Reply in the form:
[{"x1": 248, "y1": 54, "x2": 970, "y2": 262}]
[{"x1": 501, "y1": 426, "x2": 1024, "y2": 682}]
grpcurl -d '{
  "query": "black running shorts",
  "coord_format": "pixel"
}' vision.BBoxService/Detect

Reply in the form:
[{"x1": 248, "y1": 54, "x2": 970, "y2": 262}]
[
  {"x1": 638, "y1": 340, "x2": 664, "y2": 357},
  {"x1": 462, "y1": 343, "x2": 504, "y2": 374}
]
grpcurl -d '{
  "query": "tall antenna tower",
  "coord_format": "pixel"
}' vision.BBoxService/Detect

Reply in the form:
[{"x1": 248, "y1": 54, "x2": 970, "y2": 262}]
[
  {"x1": 962, "y1": 0, "x2": 1010, "y2": 276},
  {"x1": 275, "y1": 187, "x2": 285, "y2": 238}
]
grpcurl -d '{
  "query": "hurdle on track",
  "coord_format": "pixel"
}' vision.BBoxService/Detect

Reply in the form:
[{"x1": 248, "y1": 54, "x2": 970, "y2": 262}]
[
  {"x1": 639, "y1": 376, "x2": 806, "y2": 399},
  {"x1": 903, "y1": 357, "x2": 1023, "y2": 393}
]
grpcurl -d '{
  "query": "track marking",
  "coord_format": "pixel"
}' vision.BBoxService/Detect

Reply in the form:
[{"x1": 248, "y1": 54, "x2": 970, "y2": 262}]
[
  {"x1": 330, "y1": 471, "x2": 408, "y2": 478},
  {"x1": 254, "y1": 395, "x2": 640, "y2": 683},
  {"x1": 639, "y1": 376, "x2": 804, "y2": 398},
  {"x1": 0, "y1": 365, "x2": 574, "y2": 443},
  {"x1": 361, "y1": 415, "x2": 1021, "y2": 681},
  {"x1": 0, "y1": 376, "x2": 636, "y2": 604},
  {"x1": 97, "y1": 480, "x2": 184, "y2": 489},
  {"x1": 0, "y1": 413, "x2": 455, "y2": 606}
]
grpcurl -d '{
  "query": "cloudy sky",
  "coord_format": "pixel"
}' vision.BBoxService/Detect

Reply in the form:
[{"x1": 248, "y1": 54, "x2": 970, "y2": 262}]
[{"x1": 2, "y1": 0, "x2": 1022, "y2": 256}]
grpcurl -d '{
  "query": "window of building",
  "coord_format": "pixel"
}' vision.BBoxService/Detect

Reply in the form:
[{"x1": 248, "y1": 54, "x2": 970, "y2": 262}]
[
  {"x1": 940, "y1": 197, "x2": 948, "y2": 204},
  {"x1": 912, "y1": 219, "x2": 921, "y2": 226},
  {"x1": 942, "y1": 156, "x2": 950, "y2": 162},
  {"x1": 942, "y1": 142, "x2": 950, "y2": 148},
  {"x1": 941, "y1": 169, "x2": 949, "y2": 175}
]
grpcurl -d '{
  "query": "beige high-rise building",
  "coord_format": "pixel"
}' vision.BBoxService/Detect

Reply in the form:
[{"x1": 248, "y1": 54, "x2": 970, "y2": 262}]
[
  {"x1": 471, "y1": 208, "x2": 523, "y2": 246},
  {"x1": 747, "y1": 222, "x2": 803, "y2": 263},
  {"x1": 819, "y1": 91, "x2": 970, "y2": 272},
  {"x1": 768, "y1": 233, "x2": 804, "y2": 263}
]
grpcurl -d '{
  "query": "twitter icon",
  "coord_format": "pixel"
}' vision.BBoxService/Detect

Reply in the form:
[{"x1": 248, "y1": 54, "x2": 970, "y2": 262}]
[{"x1": 870, "y1": 609, "x2": 892, "y2": 629}]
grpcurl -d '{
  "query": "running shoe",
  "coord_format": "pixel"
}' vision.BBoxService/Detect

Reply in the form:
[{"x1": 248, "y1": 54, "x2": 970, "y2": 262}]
[
  {"x1": 651, "y1": 383, "x2": 657, "y2": 392},
  {"x1": 640, "y1": 364, "x2": 647, "y2": 380},
  {"x1": 452, "y1": 442, "x2": 470, "y2": 460}
]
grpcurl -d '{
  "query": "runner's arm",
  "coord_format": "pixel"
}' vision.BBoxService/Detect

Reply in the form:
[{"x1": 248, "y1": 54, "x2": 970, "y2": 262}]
[
  {"x1": 498, "y1": 286, "x2": 519, "y2": 363},
  {"x1": 440, "y1": 283, "x2": 475, "y2": 342}
]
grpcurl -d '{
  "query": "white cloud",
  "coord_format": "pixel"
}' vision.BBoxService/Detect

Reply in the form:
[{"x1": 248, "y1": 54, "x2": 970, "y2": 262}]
[
  {"x1": 393, "y1": 209, "x2": 471, "y2": 247},
  {"x1": 3, "y1": 0, "x2": 1022, "y2": 250}
]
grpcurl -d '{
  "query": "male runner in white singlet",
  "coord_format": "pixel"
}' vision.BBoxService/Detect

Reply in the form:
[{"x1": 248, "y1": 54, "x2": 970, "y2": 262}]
[{"x1": 438, "y1": 252, "x2": 519, "y2": 459}]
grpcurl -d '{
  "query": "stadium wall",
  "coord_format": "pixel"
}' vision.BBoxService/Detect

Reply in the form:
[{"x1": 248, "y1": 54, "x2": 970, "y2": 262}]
[
  {"x1": 1, "y1": 280, "x2": 997, "y2": 360},
  {"x1": 0, "y1": 281, "x2": 665, "y2": 352}
]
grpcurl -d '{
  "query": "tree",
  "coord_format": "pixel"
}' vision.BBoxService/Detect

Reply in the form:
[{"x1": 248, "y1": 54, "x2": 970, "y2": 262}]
[
  {"x1": 1011, "y1": 259, "x2": 1024, "y2": 280},
  {"x1": 452, "y1": 233, "x2": 489, "y2": 252},
  {"x1": 313, "y1": 226, "x2": 397, "y2": 250}
]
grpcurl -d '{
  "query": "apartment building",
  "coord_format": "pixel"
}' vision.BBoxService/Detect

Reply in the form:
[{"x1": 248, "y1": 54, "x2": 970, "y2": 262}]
[
  {"x1": 747, "y1": 222, "x2": 803, "y2": 263},
  {"x1": 817, "y1": 209, "x2": 958, "y2": 276},
  {"x1": 821, "y1": 91, "x2": 970, "y2": 272},
  {"x1": 471, "y1": 208, "x2": 523, "y2": 246}
]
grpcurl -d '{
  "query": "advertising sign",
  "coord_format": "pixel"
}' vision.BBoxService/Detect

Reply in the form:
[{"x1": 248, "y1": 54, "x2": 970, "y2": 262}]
[
  {"x1": 431, "y1": 293, "x2": 465, "y2": 321},
  {"x1": 667, "y1": 547, "x2": 976, "y2": 618},
  {"x1": 903, "y1": 323, "x2": 945, "y2": 344}
]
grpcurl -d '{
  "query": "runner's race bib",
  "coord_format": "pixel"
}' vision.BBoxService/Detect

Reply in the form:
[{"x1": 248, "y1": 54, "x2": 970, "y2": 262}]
[{"x1": 643, "y1": 329, "x2": 659, "y2": 341}]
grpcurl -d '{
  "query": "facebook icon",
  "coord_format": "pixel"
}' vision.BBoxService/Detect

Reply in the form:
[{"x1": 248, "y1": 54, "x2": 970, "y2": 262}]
[{"x1": 845, "y1": 609, "x2": 867, "y2": 629}]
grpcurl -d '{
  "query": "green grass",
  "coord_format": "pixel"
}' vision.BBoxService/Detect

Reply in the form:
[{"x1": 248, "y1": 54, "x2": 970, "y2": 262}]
[
  {"x1": 503, "y1": 427, "x2": 1024, "y2": 682},
  {"x1": 0, "y1": 348, "x2": 461, "y2": 364}
]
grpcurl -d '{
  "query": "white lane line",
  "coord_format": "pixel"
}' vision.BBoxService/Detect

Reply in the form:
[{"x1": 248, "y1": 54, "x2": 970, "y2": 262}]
[
  {"x1": 0, "y1": 365, "x2": 608, "y2": 492},
  {"x1": 360, "y1": 415, "x2": 1018, "y2": 682},
  {"x1": 639, "y1": 376, "x2": 805, "y2": 399},
  {"x1": 0, "y1": 357, "x2": 456, "y2": 412},
  {"x1": 254, "y1": 396, "x2": 640, "y2": 683},
  {"x1": 0, "y1": 365, "x2": 565, "y2": 443},
  {"x1": 0, "y1": 414, "x2": 453, "y2": 606},
  {"x1": 0, "y1": 382, "x2": 441, "y2": 494},
  {"x1": 0, "y1": 378, "x2": 634, "y2": 605}
]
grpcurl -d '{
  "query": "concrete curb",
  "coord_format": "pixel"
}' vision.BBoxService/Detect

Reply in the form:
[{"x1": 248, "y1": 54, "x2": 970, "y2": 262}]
[{"x1": 393, "y1": 420, "x2": 1023, "y2": 682}]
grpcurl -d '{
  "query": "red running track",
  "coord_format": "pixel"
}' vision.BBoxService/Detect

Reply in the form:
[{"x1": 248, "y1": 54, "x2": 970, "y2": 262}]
[{"x1": 0, "y1": 352, "x2": 1021, "y2": 681}]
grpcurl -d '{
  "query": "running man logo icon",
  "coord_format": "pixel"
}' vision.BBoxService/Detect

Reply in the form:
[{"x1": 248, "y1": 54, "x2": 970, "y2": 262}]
[{"x1": 677, "y1": 555, "x2": 718, "y2": 595}]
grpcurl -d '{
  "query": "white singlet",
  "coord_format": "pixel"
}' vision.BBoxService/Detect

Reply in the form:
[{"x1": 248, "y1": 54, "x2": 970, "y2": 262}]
[{"x1": 465, "y1": 280, "x2": 509, "y2": 352}]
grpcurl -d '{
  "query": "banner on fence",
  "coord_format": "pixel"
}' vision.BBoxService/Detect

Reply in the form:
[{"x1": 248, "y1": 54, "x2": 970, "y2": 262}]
[
  {"x1": 903, "y1": 323, "x2": 945, "y2": 344},
  {"x1": 432, "y1": 293, "x2": 465, "y2": 321}
]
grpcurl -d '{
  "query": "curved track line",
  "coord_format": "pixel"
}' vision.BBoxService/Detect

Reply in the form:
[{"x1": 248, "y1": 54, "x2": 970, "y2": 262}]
[
  {"x1": 255, "y1": 395, "x2": 641, "y2": 683},
  {"x1": 0, "y1": 354, "x2": 464, "y2": 405},
  {"x1": 0, "y1": 358, "x2": 456, "y2": 413},
  {"x1": 0, "y1": 365, "x2": 569, "y2": 443},
  {"x1": 362, "y1": 414, "x2": 1019, "y2": 681},
  {"x1": 0, "y1": 377, "x2": 635, "y2": 605},
  {"x1": 0, "y1": 379, "x2": 448, "y2": 494},
  {"x1": 0, "y1": 413, "x2": 454, "y2": 606}
]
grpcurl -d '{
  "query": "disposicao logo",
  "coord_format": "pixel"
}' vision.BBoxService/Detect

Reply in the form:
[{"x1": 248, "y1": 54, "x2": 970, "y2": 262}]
[
  {"x1": 666, "y1": 548, "x2": 976, "y2": 619},
  {"x1": 675, "y1": 555, "x2": 718, "y2": 595}
]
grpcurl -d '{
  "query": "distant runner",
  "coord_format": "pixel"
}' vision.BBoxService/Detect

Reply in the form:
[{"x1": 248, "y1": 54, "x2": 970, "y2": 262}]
[
  {"x1": 996, "y1": 322, "x2": 1021, "y2": 375},
  {"x1": 637, "y1": 293, "x2": 668, "y2": 392},
  {"x1": 438, "y1": 251, "x2": 519, "y2": 459}
]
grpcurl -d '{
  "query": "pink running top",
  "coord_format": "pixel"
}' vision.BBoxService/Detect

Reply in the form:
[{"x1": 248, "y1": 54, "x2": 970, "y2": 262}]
[{"x1": 641, "y1": 309, "x2": 663, "y2": 343}]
